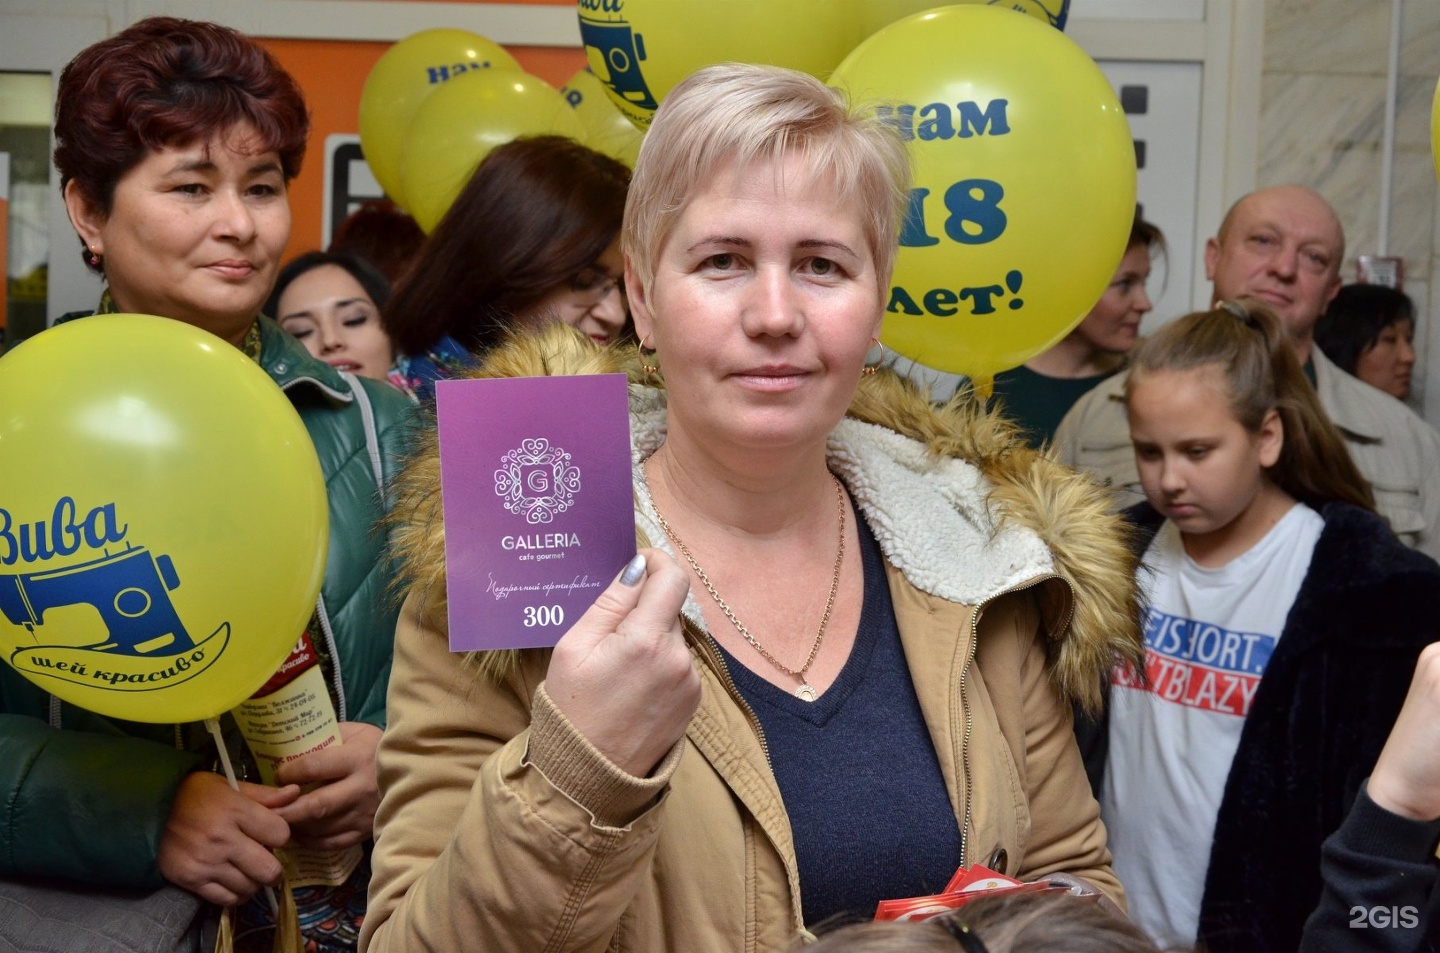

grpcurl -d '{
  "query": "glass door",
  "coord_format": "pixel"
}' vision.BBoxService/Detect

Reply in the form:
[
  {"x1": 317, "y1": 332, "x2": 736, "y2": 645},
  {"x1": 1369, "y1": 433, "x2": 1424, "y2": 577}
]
[{"x1": 0, "y1": 71, "x2": 53, "y2": 348}]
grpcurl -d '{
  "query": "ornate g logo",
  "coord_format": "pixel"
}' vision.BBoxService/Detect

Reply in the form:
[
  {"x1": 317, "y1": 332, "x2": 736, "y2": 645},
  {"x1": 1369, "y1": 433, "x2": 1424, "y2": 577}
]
[{"x1": 494, "y1": 438, "x2": 582, "y2": 524}]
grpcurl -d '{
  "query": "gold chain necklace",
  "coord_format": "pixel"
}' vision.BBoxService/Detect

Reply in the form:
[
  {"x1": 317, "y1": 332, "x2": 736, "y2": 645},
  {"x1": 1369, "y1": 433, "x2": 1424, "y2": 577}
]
[{"x1": 650, "y1": 473, "x2": 846, "y2": 702}]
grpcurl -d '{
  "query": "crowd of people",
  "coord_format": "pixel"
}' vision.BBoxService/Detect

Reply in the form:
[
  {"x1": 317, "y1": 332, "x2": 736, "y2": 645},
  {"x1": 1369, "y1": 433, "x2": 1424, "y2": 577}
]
[{"x1": 0, "y1": 14, "x2": 1437, "y2": 953}]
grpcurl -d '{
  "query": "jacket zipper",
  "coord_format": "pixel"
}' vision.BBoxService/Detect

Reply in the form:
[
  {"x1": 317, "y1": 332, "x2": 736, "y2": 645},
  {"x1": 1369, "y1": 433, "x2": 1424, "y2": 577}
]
[
  {"x1": 686, "y1": 621, "x2": 798, "y2": 938},
  {"x1": 958, "y1": 614, "x2": 979, "y2": 867},
  {"x1": 687, "y1": 622, "x2": 771, "y2": 769},
  {"x1": 313, "y1": 594, "x2": 348, "y2": 723}
]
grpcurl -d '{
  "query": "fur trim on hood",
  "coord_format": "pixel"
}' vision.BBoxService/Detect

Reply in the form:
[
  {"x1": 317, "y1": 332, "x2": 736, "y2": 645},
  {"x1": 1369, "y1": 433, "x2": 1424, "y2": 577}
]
[{"x1": 387, "y1": 325, "x2": 1143, "y2": 711}]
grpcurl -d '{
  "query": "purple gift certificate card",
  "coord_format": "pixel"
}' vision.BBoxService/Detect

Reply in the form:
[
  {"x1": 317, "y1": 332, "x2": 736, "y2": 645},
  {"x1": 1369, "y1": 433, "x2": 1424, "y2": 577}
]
[{"x1": 436, "y1": 374, "x2": 636, "y2": 652}]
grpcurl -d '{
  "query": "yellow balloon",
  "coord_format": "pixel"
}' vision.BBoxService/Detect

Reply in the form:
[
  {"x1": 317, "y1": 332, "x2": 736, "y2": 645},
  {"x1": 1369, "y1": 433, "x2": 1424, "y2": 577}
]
[
  {"x1": 576, "y1": 0, "x2": 861, "y2": 129},
  {"x1": 0, "y1": 315, "x2": 328, "y2": 723},
  {"x1": 857, "y1": 0, "x2": 1070, "y2": 36},
  {"x1": 832, "y1": 5, "x2": 1136, "y2": 379},
  {"x1": 359, "y1": 29, "x2": 521, "y2": 209},
  {"x1": 399, "y1": 69, "x2": 587, "y2": 233},
  {"x1": 1432, "y1": 75, "x2": 1440, "y2": 181},
  {"x1": 563, "y1": 67, "x2": 645, "y2": 167}
]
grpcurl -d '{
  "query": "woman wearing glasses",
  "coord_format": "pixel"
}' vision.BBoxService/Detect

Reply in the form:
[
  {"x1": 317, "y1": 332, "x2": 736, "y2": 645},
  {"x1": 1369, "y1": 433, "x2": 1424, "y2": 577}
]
[{"x1": 384, "y1": 135, "x2": 631, "y2": 401}]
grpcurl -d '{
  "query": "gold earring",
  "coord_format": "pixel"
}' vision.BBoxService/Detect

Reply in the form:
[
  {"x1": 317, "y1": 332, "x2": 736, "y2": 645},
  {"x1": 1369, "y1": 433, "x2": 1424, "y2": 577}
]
[
  {"x1": 638, "y1": 334, "x2": 659, "y2": 375},
  {"x1": 862, "y1": 339, "x2": 884, "y2": 377}
]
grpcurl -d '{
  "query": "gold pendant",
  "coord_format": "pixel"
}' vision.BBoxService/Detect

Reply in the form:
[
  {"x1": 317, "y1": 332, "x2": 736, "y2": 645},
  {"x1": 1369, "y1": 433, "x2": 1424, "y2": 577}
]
[{"x1": 795, "y1": 683, "x2": 817, "y2": 702}]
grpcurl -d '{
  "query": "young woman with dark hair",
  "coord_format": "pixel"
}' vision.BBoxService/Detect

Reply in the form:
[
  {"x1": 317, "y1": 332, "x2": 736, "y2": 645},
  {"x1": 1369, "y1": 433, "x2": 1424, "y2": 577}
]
[
  {"x1": 1314, "y1": 283, "x2": 1418, "y2": 401},
  {"x1": 385, "y1": 135, "x2": 631, "y2": 400},
  {"x1": 268, "y1": 250, "x2": 397, "y2": 384},
  {"x1": 989, "y1": 211, "x2": 1165, "y2": 448}
]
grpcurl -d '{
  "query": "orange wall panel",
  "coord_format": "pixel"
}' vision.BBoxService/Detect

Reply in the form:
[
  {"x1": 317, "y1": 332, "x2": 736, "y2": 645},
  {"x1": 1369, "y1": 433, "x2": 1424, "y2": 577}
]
[
  {"x1": 259, "y1": 38, "x2": 387, "y2": 259},
  {"x1": 513, "y1": 46, "x2": 590, "y2": 86}
]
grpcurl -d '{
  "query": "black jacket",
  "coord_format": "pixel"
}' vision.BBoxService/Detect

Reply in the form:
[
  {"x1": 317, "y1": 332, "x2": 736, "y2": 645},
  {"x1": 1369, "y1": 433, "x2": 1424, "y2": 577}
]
[
  {"x1": 1087, "y1": 501, "x2": 1440, "y2": 953},
  {"x1": 1298, "y1": 784, "x2": 1440, "y2": 953}
]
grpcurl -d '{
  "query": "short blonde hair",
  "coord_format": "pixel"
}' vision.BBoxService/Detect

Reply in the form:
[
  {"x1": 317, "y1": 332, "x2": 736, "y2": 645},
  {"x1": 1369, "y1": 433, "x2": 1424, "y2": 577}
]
[{"x1": 623, "y1": 62, "x2": 910, "y2": 298}]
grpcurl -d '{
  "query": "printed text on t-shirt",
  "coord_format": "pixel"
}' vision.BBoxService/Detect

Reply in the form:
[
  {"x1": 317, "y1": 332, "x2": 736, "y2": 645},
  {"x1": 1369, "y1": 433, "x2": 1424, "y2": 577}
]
[{"x1": 1113, "y1": 607, "x2": 1278, "y2": 717}]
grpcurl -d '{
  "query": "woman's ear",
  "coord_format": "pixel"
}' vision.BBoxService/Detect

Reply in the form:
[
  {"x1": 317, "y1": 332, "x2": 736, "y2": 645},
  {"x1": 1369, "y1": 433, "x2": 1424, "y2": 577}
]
[
  {"x1": 1257, "y1": 407, "x2": 1285, "y2": 468},
  {"x1": 625, "y1": 255, "x2": 654, "y2": 343},
  {"x1": 64, "y1": 180, "x2": 107, "y2": 257}
]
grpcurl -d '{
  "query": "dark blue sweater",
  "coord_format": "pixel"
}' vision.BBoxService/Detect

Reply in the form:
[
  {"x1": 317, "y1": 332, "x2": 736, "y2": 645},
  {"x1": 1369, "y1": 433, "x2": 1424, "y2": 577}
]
[{"x1": 719, "y1": 512, "x2": 963, "y2": 929}]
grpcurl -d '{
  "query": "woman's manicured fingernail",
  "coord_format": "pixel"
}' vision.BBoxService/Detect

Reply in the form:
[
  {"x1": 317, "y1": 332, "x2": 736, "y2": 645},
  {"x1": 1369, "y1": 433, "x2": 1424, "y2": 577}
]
[{"x1": 619, "y1": 553, "x2": 647, "y2": 586}]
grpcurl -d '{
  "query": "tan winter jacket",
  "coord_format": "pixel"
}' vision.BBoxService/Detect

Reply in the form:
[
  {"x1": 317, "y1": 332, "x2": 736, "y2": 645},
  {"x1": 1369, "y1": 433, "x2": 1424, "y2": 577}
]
[{"x1": 361, "y1": 328, "x2": 1144, "y2": 953}]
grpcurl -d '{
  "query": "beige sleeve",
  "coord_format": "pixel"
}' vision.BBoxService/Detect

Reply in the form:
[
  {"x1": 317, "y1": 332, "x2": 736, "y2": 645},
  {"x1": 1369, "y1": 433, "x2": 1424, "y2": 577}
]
[
  {"x1": 360, "y1": 594, "x2": 680, "y2": 953},
  {"x1": 1050, "y1": 375, "x2": 1146, "y2": 511}
]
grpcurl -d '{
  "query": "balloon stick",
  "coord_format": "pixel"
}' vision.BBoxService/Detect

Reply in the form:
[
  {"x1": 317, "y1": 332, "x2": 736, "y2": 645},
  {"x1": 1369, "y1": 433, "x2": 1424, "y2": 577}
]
[{"x1": 204, "y1": 717, "x2": 279, "y2": 916}]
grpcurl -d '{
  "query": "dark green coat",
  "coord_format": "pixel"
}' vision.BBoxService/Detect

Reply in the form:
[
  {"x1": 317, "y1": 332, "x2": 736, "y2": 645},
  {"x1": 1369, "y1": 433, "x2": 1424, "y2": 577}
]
[{"x1": 0, "y1": 315, "x2": 414, "y2": 887}]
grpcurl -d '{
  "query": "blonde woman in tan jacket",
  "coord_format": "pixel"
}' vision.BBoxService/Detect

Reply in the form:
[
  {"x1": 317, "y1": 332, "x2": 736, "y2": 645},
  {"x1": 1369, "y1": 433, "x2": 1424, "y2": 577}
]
[{"x1": 361, "y1": 64, "x2": 1143, "y2": 953}]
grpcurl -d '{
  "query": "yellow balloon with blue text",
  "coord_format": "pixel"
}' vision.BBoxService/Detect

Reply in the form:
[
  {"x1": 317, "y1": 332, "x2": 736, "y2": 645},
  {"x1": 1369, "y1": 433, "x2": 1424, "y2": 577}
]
[
  {"x1": 576, "y1": 0, "x2": 861, "y2": 129},
  {"x1": 399, "y1": 69, "x2": 587, "y2": 233},
  {"x1": 832, "y1": 5, "x2": 1135, "y2": 383},
  {"x1": 563, "y1": 67, "x2": 645, "y2": 167},
  {"x1": 359, "y1": 28, "x2": 521, "y2": 209},
  {"x1": 0, "y1": 315, "x2": 327, "y2": 723}
]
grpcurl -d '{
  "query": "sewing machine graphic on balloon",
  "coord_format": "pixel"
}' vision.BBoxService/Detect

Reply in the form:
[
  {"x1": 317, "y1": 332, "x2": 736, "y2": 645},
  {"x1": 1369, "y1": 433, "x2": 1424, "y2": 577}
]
[
  {"x1": 577, "y1": 13, "x2": 658, "y2": 113},
  {"x1": 0, "y1": 546, "x2": 224, "y2": 664}
]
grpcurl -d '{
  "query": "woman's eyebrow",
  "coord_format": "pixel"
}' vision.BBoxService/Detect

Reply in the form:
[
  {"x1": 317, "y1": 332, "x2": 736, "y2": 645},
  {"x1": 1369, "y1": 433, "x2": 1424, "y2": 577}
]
[
  {"x1": 798, "y1": 239, "x2": 859, "y2": 258},
  {"x1": 686, "y1": 236, "x2": 749, "y2": 253}
]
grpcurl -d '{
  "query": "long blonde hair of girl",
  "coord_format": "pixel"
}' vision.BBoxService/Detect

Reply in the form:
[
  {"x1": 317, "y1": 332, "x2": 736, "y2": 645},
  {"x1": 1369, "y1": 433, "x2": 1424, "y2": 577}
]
[{"x1": 1125, "y1": 297, "x2": 1375, "y2": 513}]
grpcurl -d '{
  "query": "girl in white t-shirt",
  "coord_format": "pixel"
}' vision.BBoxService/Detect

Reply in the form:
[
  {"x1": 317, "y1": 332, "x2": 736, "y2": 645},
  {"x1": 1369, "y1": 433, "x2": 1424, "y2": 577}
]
[
  {"x1": 1101, "y1": 298, "x2": 1420, "y2": 953},
  {"x1": 1125, "y1": 298, "x2": 1373, "y2": 569}
]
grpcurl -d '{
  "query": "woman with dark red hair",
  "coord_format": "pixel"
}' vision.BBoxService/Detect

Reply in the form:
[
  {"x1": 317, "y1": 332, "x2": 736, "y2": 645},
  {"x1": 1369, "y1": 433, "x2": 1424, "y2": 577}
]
[
  {"x1": 384, "y1": 135, "x2": 632, "y2": 401},
  {"x1": 0, "y1": 17, "x2": 412, "y2": 952}
]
